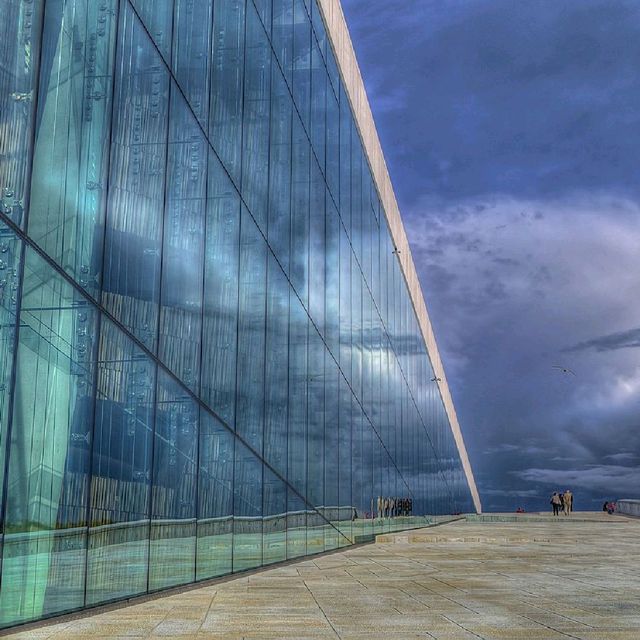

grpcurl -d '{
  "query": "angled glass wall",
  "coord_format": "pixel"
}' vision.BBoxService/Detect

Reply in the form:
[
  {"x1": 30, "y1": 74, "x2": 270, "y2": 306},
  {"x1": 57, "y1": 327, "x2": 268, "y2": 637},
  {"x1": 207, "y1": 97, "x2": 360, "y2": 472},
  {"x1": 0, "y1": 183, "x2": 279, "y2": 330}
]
[{"x1": 0, "y1": 0, "x2": 476, "y2": 628}]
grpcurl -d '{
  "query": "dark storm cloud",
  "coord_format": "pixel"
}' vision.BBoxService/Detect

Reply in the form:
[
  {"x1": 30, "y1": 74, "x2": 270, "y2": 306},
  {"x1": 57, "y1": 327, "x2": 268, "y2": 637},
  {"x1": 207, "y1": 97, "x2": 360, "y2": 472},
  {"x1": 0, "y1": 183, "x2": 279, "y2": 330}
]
[
  {"x1": 564, "y1": 327, "x2": 640, "y2": 353},
  {"x1": 517, "y1": 465, "x2": 640, "y2": 496},
  {"x1": 342, "y1": 0, "x2": 640, "y2": 208}
]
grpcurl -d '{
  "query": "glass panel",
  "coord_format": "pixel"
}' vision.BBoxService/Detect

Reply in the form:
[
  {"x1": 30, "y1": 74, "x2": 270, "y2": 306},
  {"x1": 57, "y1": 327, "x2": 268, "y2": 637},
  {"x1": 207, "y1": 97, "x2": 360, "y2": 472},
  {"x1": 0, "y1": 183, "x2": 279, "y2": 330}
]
[
  {"x1": 311, "y1": 0, "x2": 327, "y2": 61},
  {"x1": 27, "y1": 0, "x2": 118, "y2": 298},
  {"x1": 287, "y1": 293, "x2": 307, "y2": 505},
  {"x1": 370, "y1": 205, "x2": 381, "y2": 315},
  {"x1": 158, "y1": 89, "x2": 206, "y2": 393},
  {"x1": 323, "y1": 356, "x2": 340, "y2": 551},
  {"x1": 253, "y1": 0, "x2": 272, "y2": 34},
  {"x1": 232, "y1": 440, "x2": 262, "y2": 572},
  {"x1": 372, "y1": 441, "x2": 383, "y2": 536},
  {"x1": 350, "y1": 133, "x2": 363, "y2": 267},
  {"x1": 326, "y1": 43, "x2": 340, "y2": 102},
  {"x1": 325, "y1": 197, "x2": 340, "y2": 359},
  {"x1": 0, "y1": 0, "x2": 46, "y2": 232},
  {"x1": 272, "y1": 0, "x2": 294, "y2": 87},
  {"x1": 264, "y1": 256, "x2": 289, "y2": 476},
  {"x1": 128, "y1": 0, "x2": 173, "y2": 59},
  {"x1": 339, "y1": 222, "x2": 351, "y2": 380},
  {"x1": 286, "y1": 489, "x2": 306, "y2": 560},
  {"x1": 337, "y1": 374, "x2": 352, "y2": 545},
  {"x1": 290, "y1": 114, "x2": 309, "y2": 306},
  {"x1": 338, "y1": 86, "x2": 351, "y2": 233},
  {"x1": 148, "y1": 371, "x2": 198, "y2": 591},
  {"x1": 351, "y1": 267, "x2": 362, "y2": 408},
  {"x1": 172, "y1": 0, "x2": 214, "y2": 126},
  {"x1": 197, "y1": 411, "x2": 233, "y2": 580},
  {"x1": 262, "y1": 467, "x2": 286, "y2": 565},
  {"x1": 350, "y1": 400, "x2": 365, "y2": 541},
  {"x1": 86, "y1": 318, "x2": 156, "y2": 606},
  {"x1": 101, "y1": 5, "x2": 169, "y2": 351},
  {"x1": 292, "y1": 0, "x2": 311, "y2": 133},
  {"x1": 306, "y1": 326, "x2": 324, "y2": 555},
  {"x1": 210, "y1": 0, "x2": 245, "y2": 186},
  {"x1": 361, "y1": 291, "x2": 371, "y2": 418},
  {"x1": 201, "y1": 152, "x2": 239, "y2": 425},
  {"x1": 309, "y1": 160, "x2": 325, "y2": 334},
  {"x1": 381, "y1": 450, "x2": 392, "y2": 535},
  {"x1": 361, "y1": 172, "x2": 373, "y2": 289},
  {"x1": 0, "y1": 247, "x2": 98, "y2": 625},
  {"x1": 0, "y1": 222, "x2": 22, "y2": 531},
  {"x1": 236, "y1": 207, "x2": 266, "y2": 452},
  {"x1": 267, "y1": 65, "x2": 292, "y2": 274},
  {"x1": 326, "y1": 89, "x2": 339, "y2": 201},
  {"x1": 242, "y1": 2, "x2": 271, "y2": 232},
  {"x1": 310, "y1": 40, "x2": 326, "y2": 172},
  {"x1": 360, "y1": 409, "x2": 373, "y2": 540}
]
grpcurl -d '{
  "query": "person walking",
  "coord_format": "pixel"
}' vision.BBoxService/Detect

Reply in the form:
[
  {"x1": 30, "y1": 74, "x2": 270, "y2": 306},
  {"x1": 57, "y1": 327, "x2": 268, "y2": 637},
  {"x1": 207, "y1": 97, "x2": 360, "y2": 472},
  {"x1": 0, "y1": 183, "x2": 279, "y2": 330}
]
[
  {"x1": 550, "y1": 492, "x2": 561, "y2": 516},
  {"x1": 563, "y1": 489, "x2": 572, "y2": 515},
  {"x1": 562, "y1": 489, "x2": 573, "y2": 516},
  {"x1": 569, "y1": 491, "x2": 574, "y2": 513}
]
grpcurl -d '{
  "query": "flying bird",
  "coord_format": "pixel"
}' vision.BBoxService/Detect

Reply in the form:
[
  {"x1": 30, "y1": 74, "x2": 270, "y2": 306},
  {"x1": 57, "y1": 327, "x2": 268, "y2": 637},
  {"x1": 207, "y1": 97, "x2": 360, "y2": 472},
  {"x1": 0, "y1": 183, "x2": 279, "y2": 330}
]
[
  {"x1": 431, "y1": 376, "x2": 442, "y2": 382},
  {"x1": 552, "y1": 365, "x2": 576, "y2": 376}
]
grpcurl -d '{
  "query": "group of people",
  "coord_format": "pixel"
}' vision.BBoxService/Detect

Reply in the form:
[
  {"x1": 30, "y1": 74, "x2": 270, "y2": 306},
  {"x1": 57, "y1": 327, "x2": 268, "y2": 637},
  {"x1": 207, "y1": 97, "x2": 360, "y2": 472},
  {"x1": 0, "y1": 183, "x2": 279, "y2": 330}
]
[
  {"x1": 603, "y1": 501, "x2": 616, "y2": 514},
  {"x1": 550, "y1": 489, "x2": 573, "y2": 516},
  {"x1": 376, "y1": 496, "x2": 412, "y2": 518}
]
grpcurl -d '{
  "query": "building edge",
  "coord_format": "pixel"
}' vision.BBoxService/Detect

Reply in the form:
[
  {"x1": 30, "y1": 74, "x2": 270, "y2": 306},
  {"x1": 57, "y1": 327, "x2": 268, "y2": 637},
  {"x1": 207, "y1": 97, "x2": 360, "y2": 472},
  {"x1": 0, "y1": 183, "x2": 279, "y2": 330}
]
[{"x1": 317, "y1": 0, "x2": 482, "y2": 514}]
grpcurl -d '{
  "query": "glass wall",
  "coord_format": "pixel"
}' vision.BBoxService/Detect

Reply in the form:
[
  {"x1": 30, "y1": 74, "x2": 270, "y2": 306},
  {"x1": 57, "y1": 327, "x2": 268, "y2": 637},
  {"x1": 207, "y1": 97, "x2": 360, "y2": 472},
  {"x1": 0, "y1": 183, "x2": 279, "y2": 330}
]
[{"x1": 0, "y1": 0, "x2": 476, "y2": 628}]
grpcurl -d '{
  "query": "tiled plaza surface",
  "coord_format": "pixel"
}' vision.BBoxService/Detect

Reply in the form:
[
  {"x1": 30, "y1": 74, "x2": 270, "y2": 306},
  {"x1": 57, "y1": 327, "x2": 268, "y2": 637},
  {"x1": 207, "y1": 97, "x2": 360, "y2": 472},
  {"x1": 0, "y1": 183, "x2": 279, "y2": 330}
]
[{"x1": 5, "y1": 512, "x2": 639, "y2": 640}]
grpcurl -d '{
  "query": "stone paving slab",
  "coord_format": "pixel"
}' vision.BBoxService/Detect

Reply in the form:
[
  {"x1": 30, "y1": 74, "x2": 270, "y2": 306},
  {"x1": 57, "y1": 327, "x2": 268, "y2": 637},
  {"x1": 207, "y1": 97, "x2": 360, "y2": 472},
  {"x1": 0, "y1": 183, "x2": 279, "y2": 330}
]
[{"x1": 4, "y1": 513, "x2": 639, "y2": 639}]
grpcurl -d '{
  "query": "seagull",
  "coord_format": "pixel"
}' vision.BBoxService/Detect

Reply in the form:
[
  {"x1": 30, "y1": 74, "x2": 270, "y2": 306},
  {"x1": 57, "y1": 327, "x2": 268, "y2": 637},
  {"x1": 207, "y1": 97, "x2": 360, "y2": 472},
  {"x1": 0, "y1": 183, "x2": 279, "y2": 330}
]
[
  {"x1": 431, "y1": 376, "x2": 442, "y2": 382},
  {"x1": 552, "y1": 365, "x2": 576, "y2": 376}
]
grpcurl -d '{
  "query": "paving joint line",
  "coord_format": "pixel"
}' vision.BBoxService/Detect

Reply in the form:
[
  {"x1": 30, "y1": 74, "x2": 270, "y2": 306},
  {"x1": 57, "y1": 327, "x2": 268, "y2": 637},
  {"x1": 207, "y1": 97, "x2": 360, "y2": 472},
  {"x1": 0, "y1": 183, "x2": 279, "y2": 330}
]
[
  {"x1": 517, "y1": 612, "x2": 586, "y2": 640},
  {"x1": 410, "y1": 580, "x2": 483, "y2": 615},
  {"x1": 441, "y1": 614, "x2": 486, "y2": 639},
  {"x1": 514, "y1": 596, "x2": 597, "y2": 628},
  {"x1": 302, "y1": 580, "x2": 342, "y2": 640}
]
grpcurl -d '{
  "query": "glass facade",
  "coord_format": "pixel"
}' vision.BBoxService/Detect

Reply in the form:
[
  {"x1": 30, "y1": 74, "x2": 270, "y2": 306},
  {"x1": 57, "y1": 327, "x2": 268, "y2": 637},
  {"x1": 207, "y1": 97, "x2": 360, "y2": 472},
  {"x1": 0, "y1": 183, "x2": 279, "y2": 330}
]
[{"x1": 0, "y1": 0, "x2": 476, "y2": 628}]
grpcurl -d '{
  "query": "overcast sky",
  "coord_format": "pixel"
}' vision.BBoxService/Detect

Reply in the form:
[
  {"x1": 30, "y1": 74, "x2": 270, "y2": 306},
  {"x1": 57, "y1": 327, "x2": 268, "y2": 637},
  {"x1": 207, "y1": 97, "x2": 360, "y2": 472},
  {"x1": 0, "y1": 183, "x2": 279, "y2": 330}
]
[{"x1": 342, "y1": 0, "x2": 640, "y2": 511}]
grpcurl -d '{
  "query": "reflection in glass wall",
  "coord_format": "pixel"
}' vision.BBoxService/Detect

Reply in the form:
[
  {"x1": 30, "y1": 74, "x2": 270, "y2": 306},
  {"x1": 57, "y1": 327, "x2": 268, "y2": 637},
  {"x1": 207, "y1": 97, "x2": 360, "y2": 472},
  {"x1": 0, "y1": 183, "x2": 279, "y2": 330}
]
[{"x1": 0, "y1": 0, "x2": 476, "y2": 628}]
